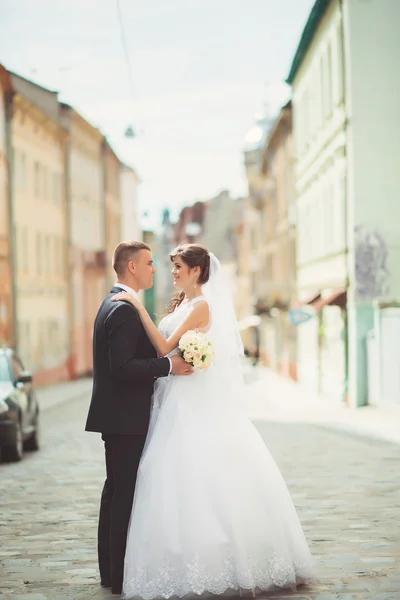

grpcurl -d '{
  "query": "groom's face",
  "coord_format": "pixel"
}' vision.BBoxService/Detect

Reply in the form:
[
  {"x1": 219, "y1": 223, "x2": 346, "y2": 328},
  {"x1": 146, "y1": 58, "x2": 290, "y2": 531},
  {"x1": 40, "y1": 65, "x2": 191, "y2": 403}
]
[{"x1": 132, "y1": 249, "x2": 156, "y2": 290}]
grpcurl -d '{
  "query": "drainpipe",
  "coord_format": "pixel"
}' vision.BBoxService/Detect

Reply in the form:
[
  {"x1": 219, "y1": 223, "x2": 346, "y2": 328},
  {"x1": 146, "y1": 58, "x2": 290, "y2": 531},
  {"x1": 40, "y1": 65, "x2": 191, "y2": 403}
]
[
  {"x1": 64, "y1": 121, "x2": 76, "y2": 380},
  {"x1": 339, "y1": 0, "x2": 350, "y2": 404},
  {"x1": 101, "y1": 138, "x2": 108, "y2": 296},
  {"x1": 4, "y1": 89, "x2": 17, "y2": 350}
]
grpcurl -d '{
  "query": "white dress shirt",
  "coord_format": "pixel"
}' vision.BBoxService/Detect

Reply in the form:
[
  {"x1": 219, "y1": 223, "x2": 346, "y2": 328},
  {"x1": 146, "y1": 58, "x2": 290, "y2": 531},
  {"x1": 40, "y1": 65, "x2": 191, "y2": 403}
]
[
  {"x1": 115, "y1": 282, "x2": 140, "y2": 299},
  {"x1": 115, "y1": 283, "x2": 172, "y2": 374}
]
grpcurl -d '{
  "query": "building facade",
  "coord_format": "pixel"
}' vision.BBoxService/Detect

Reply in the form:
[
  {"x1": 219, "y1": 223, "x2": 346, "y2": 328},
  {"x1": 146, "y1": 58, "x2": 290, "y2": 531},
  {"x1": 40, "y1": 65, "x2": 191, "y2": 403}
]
[
  {"x1": 198, "y1": 190, "x2": 242, "y2": 310},
  {"x1": 154, "y1": 209, "x2": 176, "y2": 318},
  {"x1": 239, "y1": 111, "x2": 274, "y2": 358},
  {"x1": 0, "y1": 66, "x2": 13, "y2": 346},
  {"x1": 103, "y1": 141, "x2": 122, "y2": 290},
  {"x1": 10, "y1": 74, "x2": 70, "y2": 386},
  {"x1": 60, "y1": 105, "x2": 106, "y2": 378},
  {"x1": 288, "y1": 0, "x2": 400, "y2": 407},
  {"x1": 259, "y1": 102, "x2": 297, "y2": 379},
  {"x1": 120, "y1": 164, "x2": 141, "y2": 242},
  {"x1": 173, "y1": 201, "x2": 207, "y2": 246},
  {"x1": 288, "y1": 0, "x2": 347, "y2": 404}
]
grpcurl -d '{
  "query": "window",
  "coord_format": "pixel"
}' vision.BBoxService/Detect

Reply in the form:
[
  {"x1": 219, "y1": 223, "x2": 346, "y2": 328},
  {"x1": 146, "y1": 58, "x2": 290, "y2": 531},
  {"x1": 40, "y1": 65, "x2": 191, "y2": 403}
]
[
  {"x1": 43, "y1": 167, "x2": 48, "y2": 200},
  {"x1": 53, "y1": 172, "x2": 58, "y2": 203},
  {"x1": 59, "y1": 237, "x2": 64, "y2": 275},
  {"x1": 34, "y1": 161, "x2": 40, "y2": 196},
  {"x1": 14, "y1": 149, "x2": 20, "y2": 187},
  {"x1": 39, "y1": 320, "x2": 45, "y2": 359},
  {"x1": 14, "y1": 226, "x2": 19, "y2": 272},
  {"x1": 0, "y1": 354, "x2": 11, "y2": 382},
  {"x1": 325, "y1": 181, "x2": 334, "y2": 254},
  {"x1": 22, "y1": 227, "x2": 28, "y2": 273},
  {"x1": 54, "y1": 236, "x2": 62, "y2": 275},
  {"x1": 17, "y1": 322, "x2": 31, "y2": 368},
  {"x1": 303, "y1": 89, "x2": 309, "y2": 148},
  {"x1": 23, "y1": 322, "x2": 32, "y2": 368},
  {"x1": 45, "y1": 236, "x2": 51, "y2": 274},
  {"x1": 320, "y1": 54, "x2": 325, "y2": 122},
  {"x1": 59, "y1": 174, "x2": 63, "y2": 203},
  {"x1": 327, "y1": 43, "x2": 333, "y2": 115},
  {"x1": 11, "y1": 355, "x2": 24, "y2": 381},
  {"x1": 37, "y1": 233, "x2": 42, "y2": 275},
  {"x1": 20, "y1": 152, "x2": 27, "y2": 189},
  {"x1": 337, "y1": 21, "x2": 344, "y2": 103}
]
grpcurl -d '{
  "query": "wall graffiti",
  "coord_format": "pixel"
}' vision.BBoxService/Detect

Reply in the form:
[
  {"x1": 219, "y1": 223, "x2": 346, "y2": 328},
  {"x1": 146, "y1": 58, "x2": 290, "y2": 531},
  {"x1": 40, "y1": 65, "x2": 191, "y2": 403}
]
[{"x1": 354, "y1": 224, "x2": 390, "y2": 300}]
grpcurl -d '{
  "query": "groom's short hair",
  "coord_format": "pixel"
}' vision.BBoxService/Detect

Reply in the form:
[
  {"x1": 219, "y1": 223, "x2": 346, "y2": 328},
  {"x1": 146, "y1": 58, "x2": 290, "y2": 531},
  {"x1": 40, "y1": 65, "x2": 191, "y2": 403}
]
[{"x1": 113, "y1": 241, "x2": 151, "y2": 275}]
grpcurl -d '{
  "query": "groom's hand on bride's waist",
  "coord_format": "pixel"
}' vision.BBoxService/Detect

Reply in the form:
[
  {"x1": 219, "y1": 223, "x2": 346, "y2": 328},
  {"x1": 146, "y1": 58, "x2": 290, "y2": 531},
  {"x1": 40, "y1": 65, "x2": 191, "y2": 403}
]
[{"x1": 170, "y1": 354, "x2": 194, "y2": 376}]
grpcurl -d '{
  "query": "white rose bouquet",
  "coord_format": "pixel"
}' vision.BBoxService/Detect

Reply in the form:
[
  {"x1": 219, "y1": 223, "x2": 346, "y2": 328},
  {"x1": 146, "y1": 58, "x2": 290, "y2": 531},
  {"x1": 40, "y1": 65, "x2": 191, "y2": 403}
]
[{"x1": 178, "y1": 330, "x2": 215, "y2": 371}]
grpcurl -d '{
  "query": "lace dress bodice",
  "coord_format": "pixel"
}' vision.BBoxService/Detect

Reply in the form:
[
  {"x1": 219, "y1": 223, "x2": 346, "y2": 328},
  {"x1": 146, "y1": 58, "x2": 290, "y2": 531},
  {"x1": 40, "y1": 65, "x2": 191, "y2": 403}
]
[{"x1": 158, "y1": 296, "x2": 208, "y2": 357}]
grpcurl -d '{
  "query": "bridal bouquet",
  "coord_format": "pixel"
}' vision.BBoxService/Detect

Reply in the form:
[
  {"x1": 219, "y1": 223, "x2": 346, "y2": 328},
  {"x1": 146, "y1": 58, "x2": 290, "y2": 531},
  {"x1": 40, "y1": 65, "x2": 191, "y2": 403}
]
[{"x1": 179, "y1": 330, "x2": 215, "y2": 370}]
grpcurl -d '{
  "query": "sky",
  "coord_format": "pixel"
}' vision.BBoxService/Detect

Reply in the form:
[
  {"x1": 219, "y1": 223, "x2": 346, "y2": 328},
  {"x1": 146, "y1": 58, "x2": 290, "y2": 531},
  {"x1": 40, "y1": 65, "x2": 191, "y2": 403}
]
[{"x1": 0, "y1": 0, "x2": 315, "y2": 226}]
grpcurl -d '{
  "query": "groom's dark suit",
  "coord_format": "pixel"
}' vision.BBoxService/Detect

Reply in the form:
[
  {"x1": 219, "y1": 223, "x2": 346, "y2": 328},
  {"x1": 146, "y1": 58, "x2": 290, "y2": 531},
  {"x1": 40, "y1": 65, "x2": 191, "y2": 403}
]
[{"x1": 85, "y1": 286, "x2": 170, "y2": 594}]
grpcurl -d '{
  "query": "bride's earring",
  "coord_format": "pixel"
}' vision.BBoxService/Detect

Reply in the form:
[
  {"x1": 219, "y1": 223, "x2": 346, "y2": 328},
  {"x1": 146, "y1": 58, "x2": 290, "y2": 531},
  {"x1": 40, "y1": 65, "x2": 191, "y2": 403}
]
[{"x1": 193, "y1": 278, "x2": 198, "y2": 289}]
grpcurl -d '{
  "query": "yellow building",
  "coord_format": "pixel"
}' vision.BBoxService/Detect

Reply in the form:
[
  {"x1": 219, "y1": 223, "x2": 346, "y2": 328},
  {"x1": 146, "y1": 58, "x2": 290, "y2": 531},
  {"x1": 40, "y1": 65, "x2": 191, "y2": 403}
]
[
  {"x1": 103, "y1": 140, "x2": 122, "y2": 289},
  {"x1": 259, "y1": 102, "x2": 297, "y2": 379},
  {"x1": 0, "y1": 66, "x2": 13, "y2": 346},
  {"x1": 61, "y1": 104, "x2": 106, "y2": 377},
  {"x1": 239, "y1": 104, "x2": 297, "y2": 377},
  {"x1": 238, "y1": 114, "x2": 272, "y2": 356},
  {"x1": 10, "y1": 73, "x2": 69, "y2": 386}
]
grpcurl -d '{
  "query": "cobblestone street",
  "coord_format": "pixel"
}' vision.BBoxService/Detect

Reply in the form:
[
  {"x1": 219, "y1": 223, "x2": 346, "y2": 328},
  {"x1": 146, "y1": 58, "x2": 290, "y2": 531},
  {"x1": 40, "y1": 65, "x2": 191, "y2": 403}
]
[{"x1": 1, "y1": 383, "x2": 400, "y2": 600}]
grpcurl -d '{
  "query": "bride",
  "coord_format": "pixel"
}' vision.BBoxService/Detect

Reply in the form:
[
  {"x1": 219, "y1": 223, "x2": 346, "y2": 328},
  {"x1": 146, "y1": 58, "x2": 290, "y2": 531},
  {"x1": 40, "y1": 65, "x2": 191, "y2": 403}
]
[{"x1": 112, "y1": 243, "x2": 315, "y2": 599}]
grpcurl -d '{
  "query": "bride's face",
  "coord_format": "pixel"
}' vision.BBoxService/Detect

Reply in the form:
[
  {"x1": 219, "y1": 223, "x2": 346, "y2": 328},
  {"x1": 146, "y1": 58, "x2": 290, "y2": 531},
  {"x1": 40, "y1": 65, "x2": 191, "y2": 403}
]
[{"x1": 171, "y1": 257, "x2": 196, "y2": 289}]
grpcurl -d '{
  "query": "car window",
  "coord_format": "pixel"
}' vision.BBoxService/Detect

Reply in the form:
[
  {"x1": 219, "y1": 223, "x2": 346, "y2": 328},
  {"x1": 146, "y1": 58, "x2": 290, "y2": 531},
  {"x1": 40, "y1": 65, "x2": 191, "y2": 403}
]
[
  {"x1": 11, "y1": 356, "x2": 24, "y2": 381},
  {"x1": 0, "y1": 355, "x2": 12, "y2": 382}
]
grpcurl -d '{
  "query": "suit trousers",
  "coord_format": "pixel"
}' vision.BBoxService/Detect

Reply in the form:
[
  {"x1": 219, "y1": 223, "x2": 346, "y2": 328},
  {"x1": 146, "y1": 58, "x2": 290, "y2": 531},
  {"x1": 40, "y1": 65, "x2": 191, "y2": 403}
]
[{"x1": 98, "y1": 434, "x2": 146, "y2": 591}]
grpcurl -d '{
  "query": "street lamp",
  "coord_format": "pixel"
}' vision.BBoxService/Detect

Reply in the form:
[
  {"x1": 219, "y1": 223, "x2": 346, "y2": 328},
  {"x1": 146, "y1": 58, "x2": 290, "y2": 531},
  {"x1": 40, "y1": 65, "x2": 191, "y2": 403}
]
[{"x1": 124, "y1": 125, "x2": 136, "y2": 139}]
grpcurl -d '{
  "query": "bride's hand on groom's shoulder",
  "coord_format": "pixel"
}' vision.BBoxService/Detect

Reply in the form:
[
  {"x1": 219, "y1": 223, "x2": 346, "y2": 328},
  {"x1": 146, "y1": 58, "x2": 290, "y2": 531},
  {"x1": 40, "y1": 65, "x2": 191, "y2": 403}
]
[{"x1": 112, "y1": 291, "x2": 142, "y2": 310}]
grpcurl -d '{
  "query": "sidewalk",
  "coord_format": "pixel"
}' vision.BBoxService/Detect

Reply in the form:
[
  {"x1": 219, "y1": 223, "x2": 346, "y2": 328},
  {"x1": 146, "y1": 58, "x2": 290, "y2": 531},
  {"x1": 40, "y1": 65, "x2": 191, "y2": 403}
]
[
  {"x1": 36, "y1": 376, "x2": 93, "y2": 412},
  {"x1": 245, "y1": 366, "x2": 400, "y2": 446},
  {"x1": 36, "y1": 368, "x2": 400, "y2": 446}
]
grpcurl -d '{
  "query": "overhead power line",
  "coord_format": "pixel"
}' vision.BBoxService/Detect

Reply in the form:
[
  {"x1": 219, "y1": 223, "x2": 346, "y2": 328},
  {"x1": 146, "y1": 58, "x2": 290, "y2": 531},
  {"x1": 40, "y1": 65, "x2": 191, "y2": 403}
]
[{"x1": 116, "y1": 0, "x2": 136, "y2": 101}]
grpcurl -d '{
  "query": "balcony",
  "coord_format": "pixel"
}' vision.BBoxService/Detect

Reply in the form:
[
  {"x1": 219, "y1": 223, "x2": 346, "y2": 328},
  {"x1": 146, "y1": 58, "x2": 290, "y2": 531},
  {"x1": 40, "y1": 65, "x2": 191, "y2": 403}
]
[{"x1": 84, "y1": 250, "x2": 107, "y2": 269}]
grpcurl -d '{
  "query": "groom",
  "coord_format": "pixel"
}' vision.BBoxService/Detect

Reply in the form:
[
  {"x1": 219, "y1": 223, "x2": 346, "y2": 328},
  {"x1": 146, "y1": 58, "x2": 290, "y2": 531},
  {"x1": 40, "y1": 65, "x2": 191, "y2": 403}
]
[{"x1": 85, "y1": 241, "x2": 191, "y2": 595}]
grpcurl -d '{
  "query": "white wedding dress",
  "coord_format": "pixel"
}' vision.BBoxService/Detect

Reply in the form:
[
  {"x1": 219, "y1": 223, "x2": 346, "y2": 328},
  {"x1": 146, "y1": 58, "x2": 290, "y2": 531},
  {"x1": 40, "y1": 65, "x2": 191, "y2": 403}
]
[{"x1": 122, "y1": 294, "x2": 315, "y2": 599}]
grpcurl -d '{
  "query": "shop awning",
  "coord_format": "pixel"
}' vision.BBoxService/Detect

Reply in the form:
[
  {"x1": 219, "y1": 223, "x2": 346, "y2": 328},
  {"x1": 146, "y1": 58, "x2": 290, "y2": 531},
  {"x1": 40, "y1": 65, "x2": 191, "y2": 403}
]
[
  {"x1": 293, "y1": 291, "x2": 321, "y2": 309},
  {"x1": 289, "y1": 289, "x2": 346, "y2": 326},
  {"x1": 311, "y1": 289, "x2": 346, "y2": 311},
  {"x1": 238, "y1": 315, "x2": 262, "y2": 331}
]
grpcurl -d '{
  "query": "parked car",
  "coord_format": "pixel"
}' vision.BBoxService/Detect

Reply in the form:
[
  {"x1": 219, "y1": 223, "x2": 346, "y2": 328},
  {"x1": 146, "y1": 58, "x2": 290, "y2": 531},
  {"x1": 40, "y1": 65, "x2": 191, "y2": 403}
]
[{"x1": 0, "y1": 348, "x2": 40, "y2": 462}]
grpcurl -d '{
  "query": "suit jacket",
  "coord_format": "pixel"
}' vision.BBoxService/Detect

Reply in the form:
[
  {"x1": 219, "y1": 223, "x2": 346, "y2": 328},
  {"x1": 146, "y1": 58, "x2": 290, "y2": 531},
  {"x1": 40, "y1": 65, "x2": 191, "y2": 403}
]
[{"x1": 85, "y1": 286, "x2": 170, "y2": 435}]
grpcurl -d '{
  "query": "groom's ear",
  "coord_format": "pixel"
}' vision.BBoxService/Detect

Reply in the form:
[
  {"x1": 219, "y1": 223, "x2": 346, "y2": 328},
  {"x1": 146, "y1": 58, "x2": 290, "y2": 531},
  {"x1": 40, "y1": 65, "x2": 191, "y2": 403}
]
[{"x1": 127, "y1": 260, "x2": 136, "y2": 274}]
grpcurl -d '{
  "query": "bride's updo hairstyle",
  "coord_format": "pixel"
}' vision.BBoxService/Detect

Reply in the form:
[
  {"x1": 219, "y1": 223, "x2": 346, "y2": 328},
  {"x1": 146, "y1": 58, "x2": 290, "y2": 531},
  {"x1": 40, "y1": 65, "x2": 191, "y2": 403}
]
[{"x1": 166, "y1": 244, "x2": 211, "y2": 313}]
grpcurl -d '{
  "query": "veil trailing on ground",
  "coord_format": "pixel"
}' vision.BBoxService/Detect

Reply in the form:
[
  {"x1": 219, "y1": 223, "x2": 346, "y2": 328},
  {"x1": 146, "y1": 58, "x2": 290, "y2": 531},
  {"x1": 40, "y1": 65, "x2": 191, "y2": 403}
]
[{"x1": 202, "y1": 253, "x2": 245, "y2": 398}]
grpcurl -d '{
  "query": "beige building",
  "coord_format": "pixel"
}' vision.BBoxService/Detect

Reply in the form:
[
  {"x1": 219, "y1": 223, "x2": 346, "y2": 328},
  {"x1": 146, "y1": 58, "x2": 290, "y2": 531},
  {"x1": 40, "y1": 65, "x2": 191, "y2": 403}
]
[
  {"x1": 120, "y1": 164, "x2": 141, "y2": 242},
  {"x1": 238, "y1": 104, "x2": 297, "y2": 377},
  {"x1": 198, "y1": 190, "x2": 242, "y2": 307},
  {"x1": 60, "y1": 104, "x2": 106, "y2": 378},
  {"x1": 103, "y1": 140, "x2": 122, "y2": 290},
  {"x1": 258, "y1": 101, "x2": 297, "y2": 379},
  {"x1": 235, "y1": 196, "x2": 256, "y2": 340},
  {"x1": 238, "y1": 112, "x2": 273, "y2": 356},
  {"x1": 10, "y1": 73, "x2": 70, "y2": 386},
  {"x1": 288, "y1": 0, "x2": 400, "y2": 408},
  {"x1": 0, "y1": 66, "x2": 13, "y2": 346}
]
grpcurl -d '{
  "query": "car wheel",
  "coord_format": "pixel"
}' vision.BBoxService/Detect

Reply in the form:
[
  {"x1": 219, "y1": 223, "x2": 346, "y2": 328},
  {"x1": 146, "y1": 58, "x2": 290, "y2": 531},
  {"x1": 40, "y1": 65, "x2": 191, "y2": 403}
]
[
  {"x1": 2, "y1": 420, "x2": 24, "y2": 462},
  {"x1": 24, "y1": 413, "x2": 40, "y2": 452}
]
